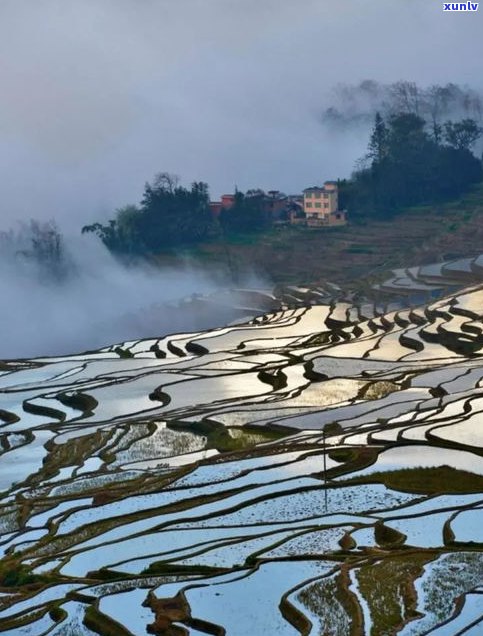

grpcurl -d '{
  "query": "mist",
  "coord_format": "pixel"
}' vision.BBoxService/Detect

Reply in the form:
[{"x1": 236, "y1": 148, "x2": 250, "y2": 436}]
[{"x1": 0, "y1": 229, "x2": 237, "y2": 359}]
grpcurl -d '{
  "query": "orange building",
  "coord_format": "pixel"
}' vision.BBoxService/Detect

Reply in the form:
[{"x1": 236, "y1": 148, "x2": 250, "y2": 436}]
[{"x1": 303, "y1": 181, "x2": 346, "y2": 227}]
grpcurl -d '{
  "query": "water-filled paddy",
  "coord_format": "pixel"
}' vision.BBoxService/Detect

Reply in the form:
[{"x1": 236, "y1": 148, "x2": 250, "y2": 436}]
[{"x1": 0, "y1": 277, "x2": 482, "y2": 634}]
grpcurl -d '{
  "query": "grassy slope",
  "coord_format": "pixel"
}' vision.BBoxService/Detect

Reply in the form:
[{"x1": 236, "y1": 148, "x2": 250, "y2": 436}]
[{"x1": 169, "y1": 184, "x2": 483, "y2": 289}]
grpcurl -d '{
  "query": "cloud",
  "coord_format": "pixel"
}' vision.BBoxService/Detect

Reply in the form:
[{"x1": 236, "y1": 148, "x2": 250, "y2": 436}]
[{"x1": 0, "y1": 0, "x2": 481, "y2": 229}]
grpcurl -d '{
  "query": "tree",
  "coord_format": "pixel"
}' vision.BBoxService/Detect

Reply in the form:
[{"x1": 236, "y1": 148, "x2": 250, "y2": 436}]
[
  {"x1": 83, "y1": 173, "x2": 214, "y2": 254},
  {"x1": 82, "y1": 220, "x2": 122, "y2": 252},
  {"x1": 443, "y1": 118, "x2": 483, "y2": 151},
  {"x1": 390, "y1": 81, "x2": 422, "y2": 116},
  {"x1": 424, "y1": 84, "x2": 449, "y2": 142},
  {"x1": 387, "y1": 112, "x2": 427, "y2": 148},
  {"x1": 345, "y1": 110, "x2": 483, "y2": 219},
  {"x1": 1, "y1": 220, "x2": 68, "y2": 281},
  {"x1": 367, "y1": 112, "x2": 388, "y2": 163},
  {"x1": 219, "y1": 190, "x2": 271, "y2": 234},
  {"x1": 151, "y1": 171, "x2": 179, "y2": 193},
  {"x1": 139, "y1": 176, "x2": 213, "y2": 249},
  {"x1": 29, "y1": 220, "x2": 63, "y2": 271},
  {"x1": 112, "y1": 205, "x2": 142, "y2": 253}
]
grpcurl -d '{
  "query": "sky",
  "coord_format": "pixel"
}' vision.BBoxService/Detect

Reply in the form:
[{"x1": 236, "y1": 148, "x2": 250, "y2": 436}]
[{"x1": 0, "y1": 0, "x2": 482, "y2": 231}]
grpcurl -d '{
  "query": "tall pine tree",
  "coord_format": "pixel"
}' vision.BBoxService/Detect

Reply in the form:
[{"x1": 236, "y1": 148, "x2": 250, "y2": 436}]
[{"x1": 367, "y1": 112, "x2": 388, "y2": 164}]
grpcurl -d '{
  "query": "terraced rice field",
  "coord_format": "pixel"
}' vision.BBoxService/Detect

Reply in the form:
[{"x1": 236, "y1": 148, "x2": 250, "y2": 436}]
[{"x1": 0, "y1": 259, "x2": 483, "y2": 634}]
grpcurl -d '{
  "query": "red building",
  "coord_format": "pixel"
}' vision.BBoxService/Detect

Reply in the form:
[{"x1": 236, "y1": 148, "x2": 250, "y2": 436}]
[{"x1": 209, "y1": 194, "x2": 236, "y2": 218}]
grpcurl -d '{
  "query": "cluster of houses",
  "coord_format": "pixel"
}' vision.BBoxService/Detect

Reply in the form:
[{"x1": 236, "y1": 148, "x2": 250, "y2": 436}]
[{"x1": 209, "y1": 181, "x2": 347, "y2": 228}]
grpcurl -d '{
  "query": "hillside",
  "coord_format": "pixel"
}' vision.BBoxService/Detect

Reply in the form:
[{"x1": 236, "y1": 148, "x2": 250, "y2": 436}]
[{"x1": 187, "y1": 184, "x2": 483, "y2": 289}]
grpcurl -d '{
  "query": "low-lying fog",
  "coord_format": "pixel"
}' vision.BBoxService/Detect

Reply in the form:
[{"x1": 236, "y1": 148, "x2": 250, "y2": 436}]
[{"x1": 0, "y1": 229, "x2": 246, "y2": 359}]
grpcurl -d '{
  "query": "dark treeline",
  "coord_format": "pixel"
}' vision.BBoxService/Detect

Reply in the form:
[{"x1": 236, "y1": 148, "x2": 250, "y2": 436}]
[
  {"x1": 82, "y1": 175, "x2": 272, "y2": 254},
  {"x1": 82, "y1": 173, "x2": 213, "y2": 254},
  {"x1": 339, "y1": 112, "x2": 483, "y2": 218}
]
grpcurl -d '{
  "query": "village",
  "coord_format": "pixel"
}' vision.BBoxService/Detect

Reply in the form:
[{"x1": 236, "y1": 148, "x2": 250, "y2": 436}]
[{"x1": 209, "y1": 180, "x2": 347, "y2": 227}]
